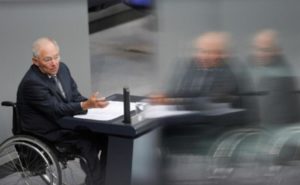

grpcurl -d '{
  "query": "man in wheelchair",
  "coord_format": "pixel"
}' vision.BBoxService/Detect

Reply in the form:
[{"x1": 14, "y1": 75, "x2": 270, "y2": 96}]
[{"x1": 14, "y1": 37, "x2": 108, "y2": 185}]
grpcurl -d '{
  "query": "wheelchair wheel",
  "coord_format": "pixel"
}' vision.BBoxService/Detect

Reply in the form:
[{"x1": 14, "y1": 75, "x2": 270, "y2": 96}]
[
  {"x1": 266, "y1": 129, "x2": 300, "y2": 185},
  {"x1": 0, "y1": 135, "x2": 62, "y2": 185},
  {"x1": 208, "y1": 128, "x2": 269, "y2": 183}
]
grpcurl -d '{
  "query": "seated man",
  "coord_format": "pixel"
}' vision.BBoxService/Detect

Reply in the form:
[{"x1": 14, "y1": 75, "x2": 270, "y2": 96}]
[
  {"x1": 151, "y1": 32, "x2": 242, "y2": 109},
  {"x1": 248, "y1": 29, "x2": 299, "y2": 128},
  {"x1": 17, "y1": 37, "x2": 108, "y2": 185},
  {"x1": 151, "y1": 32, "x2": 248, "y2": 155}
]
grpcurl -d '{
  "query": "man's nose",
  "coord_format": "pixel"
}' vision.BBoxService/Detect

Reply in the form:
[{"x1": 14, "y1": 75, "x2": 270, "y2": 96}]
[{"x1": 50, "y1": 60, "x2": 58, "y2": 66}]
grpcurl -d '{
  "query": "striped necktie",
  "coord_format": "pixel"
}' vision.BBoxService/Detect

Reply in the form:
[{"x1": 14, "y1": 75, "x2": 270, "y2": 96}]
[{"x1": 52, "y1": 75, "x2": 66, "y2": 99}]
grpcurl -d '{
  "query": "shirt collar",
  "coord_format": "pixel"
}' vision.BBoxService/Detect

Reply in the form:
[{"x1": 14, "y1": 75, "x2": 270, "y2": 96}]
[{"x1": 48, "y1": 74, "x2": 57, "y2": 79}]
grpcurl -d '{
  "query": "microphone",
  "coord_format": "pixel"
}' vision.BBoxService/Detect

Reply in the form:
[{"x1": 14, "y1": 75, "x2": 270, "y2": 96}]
[{"x1": 123, "y1": 87, "x2": 131, "y2": 124}]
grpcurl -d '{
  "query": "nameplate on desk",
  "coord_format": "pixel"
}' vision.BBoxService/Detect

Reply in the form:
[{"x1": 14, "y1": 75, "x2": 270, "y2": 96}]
[{"x1": 74, "y1": 101, "x2": 136, "y2": 121}]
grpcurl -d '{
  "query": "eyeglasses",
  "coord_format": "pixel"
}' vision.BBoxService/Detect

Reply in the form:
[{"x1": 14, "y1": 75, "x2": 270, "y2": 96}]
[{"x1": 41, "y1": 55, "x2": 60, "y2": 63}]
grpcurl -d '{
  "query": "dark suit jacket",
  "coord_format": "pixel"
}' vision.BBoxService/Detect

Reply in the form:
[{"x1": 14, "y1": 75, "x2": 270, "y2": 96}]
[
  {"x1": 166, "y1": 58, "x2": 242, "y2": 109},
  {"x1": 17, "y1": 62, "x2": 87, "y2": 141},
  {"x1": 248, "y1": 55, "x2": 299, "y2": 127}
]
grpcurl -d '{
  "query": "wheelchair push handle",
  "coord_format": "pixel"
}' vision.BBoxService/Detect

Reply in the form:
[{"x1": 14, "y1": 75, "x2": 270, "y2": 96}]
[{"x1": 1, "y1": 101, "x2": 16, "y2": 107}]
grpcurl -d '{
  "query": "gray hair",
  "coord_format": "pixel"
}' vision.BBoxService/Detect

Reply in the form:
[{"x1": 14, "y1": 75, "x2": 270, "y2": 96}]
[
  {"x1": 194, "y1": 31, "x2": 231, "y2": 52},
  {"x1": 32, "y1": 37, "x2": 60, "y2": 58}
]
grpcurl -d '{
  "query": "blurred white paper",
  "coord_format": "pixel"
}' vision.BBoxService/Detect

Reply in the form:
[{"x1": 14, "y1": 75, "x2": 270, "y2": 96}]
[
  {"x1": 74, "y1": 101, "x2": 136, "y2": 121},
  {"x1": 143, "y1": 104, "x2": 243, "y2": 119},
  {"x1": 144, "y1": 105, "x2": 197, "y2": 119}
]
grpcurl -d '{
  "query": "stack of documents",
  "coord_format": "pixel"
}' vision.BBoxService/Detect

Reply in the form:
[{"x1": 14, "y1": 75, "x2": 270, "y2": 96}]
[{"x1": 74, "y1": 101, "x2": 136, "y2": 121}]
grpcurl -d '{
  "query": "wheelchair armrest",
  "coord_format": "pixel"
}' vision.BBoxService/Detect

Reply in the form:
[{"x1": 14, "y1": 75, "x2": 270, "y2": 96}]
[{"x1": 1, "y1": 101, "x2": 16, "y2": 107}]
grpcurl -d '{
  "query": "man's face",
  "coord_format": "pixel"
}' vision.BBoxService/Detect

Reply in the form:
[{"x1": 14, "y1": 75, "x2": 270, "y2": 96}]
[
  {"x1": 253, "y1": 37, "x2": 277, "y2": 65},
  {"x1": 33, "y1": 42, "x2": 60, "y2": 76},
  {"x1": 195, "y1": 36, "x2": 226, "y2": 69}
]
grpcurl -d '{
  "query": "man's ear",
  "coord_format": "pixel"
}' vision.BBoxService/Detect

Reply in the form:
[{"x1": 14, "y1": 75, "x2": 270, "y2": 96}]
[{"x1": 32, "y1": 57, "x2": 39, "y2": 66}]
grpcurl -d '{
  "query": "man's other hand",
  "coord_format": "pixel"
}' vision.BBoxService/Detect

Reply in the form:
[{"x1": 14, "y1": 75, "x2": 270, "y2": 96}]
[{"x1": 81, "y1": 92, "x2": 109, "y2": 110}]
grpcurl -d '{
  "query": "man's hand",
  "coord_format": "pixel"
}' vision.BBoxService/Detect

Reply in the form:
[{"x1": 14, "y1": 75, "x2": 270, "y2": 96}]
[
  {"x1": 81, "y1": 92, "x2": 109, "y2": 110},
  {"x1": 148, "y1": 93, "x2": 174, "y2": 105}
]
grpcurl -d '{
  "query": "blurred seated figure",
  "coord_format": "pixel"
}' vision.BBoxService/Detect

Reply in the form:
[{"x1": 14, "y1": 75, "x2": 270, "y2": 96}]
[
  {"x1": 150, "y1": 32, "x2": 251, "y2": 156},
  {"x1": 248, "y1": 29, "x2": 299, "y2": 129},
  {"x1": 151, "y1": 32, "x2": 243, "y2": 110}
]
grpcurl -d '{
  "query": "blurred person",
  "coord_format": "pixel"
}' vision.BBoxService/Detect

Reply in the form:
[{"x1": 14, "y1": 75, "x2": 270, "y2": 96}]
[
  {"x1": 150, "y1": 32, "x2": 252, "y2": 156},
  {"x1": 247, "y1": 30, "x2": 300, "y2": 183},
  {"x1": 17, "y1": 37, "x2": 109, "y2": 185},
  {"x1": 151, "y1": 32, "x2": 243, "y2": 110},
  {"x1": 248, "y1": 29, "x2": 299, "y2": 128},
  {"x1": 150, "y1": 32, "x2": 255, "y2": 185}
]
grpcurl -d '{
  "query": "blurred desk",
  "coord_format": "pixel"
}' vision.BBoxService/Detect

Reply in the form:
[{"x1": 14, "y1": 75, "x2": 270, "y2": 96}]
[{"x1": 58, "y1": 94, "x2": 245, "y2": 185}]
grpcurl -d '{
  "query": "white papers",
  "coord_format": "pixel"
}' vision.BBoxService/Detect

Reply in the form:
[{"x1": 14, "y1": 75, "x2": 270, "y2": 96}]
[
  {"x1": 74, "y1": 101, "x2": 136, "y2": 121},
  {"x1": 73, "y1": 100, "x2": 244, "y2": 121},
  {"x1": 143, "y1": 104, "x2": 244, "y2": 119},
  {"x1": 143, "y1": 105, "x2": 197, "y2": 119}
]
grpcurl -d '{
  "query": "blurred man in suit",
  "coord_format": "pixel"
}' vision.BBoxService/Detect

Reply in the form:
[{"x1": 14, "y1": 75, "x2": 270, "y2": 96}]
[
  {"x1": 150, "y1": 33, "x2": 252, "y2": 185},
  {"x1": 17, "y1": 37, "x2": 108, "y2": 185},
  {"x1": 248, "y1": 29, "x2": 299, "y2": 128},
  {"x1": 151, "y1": 32, "x2": 242, "y2": 109},
  {"x1": 150, "y1": 32, "x2": 249, "y2": 156}
]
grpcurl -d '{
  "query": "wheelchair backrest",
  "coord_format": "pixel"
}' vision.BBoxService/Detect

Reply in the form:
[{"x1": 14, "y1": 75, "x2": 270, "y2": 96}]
[{"x1": 1, "y1": 101, "x2": 22, "y2": 135}]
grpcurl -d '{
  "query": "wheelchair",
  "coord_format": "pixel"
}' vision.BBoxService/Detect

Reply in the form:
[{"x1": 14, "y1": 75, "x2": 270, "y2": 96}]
[
  {"x1": 0, "y1": 101, "x2": 87, "y2": 185},
  {"x1": 208, "y1": 127, "x2": 270, "y2": 180},
  {"x1": 207, "y1": 125, "x2": 300, "y2": 185}
]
